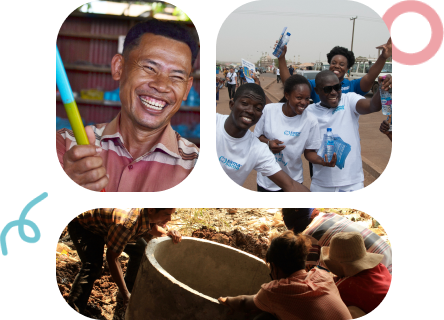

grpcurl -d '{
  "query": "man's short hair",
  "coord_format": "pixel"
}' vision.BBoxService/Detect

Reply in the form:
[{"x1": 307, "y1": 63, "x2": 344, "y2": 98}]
[
  {"x1": 233, "y1": 83, "x2": 266, "y2": 104},
  {"x1": 123, "y1": 19, "x2": 199, "y2": 65},
  {"x1": 315, "y1": 70, "x2": 338, "y2": 89}
]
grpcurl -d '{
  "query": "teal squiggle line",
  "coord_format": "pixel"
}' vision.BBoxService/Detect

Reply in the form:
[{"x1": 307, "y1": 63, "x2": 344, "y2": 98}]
[{"x1": 1, "y1": 192, "x2": 48, "y2": 256}]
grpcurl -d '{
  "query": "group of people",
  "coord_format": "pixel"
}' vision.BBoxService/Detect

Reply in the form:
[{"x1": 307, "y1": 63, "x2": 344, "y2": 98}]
[
  {"x1": 216, "y1": 38, "x2": 392, "y2": 192},
  {"x1": 219, "y1": 208, "x2": 392, "y2": 319}
]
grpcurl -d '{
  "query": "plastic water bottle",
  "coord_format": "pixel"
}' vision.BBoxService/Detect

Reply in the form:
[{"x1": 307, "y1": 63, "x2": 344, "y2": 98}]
[
  {"x1": 273, "y1": 30, "x2": 291, "y2": 58},
  {"x1": 379, "y1": 76, "x2": 392, "y2": 116},
  {"x1": 326, "y1": 128, "x2": 334, "y2": 162}
]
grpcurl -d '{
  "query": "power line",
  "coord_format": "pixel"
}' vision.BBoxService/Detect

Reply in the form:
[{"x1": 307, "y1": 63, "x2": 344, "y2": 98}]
[{"x1": 233, "y1": 10, "x2": 383, "y2": 23}]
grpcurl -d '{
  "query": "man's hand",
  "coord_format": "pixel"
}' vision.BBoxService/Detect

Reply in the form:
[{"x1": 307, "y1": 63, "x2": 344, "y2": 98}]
[
  {"x1": 63, "y1": 126, "x2": 109, "y2": 191},
  {"x1": 376, "y1": 37, "x2": 392, "y2": 60},
  {"x1": 379, "y1": 120, "x2": 391, "y2": 135},
  {"x1": 379, "y1": 74, "x2": 392, "y2": 91},
  {"x1": 269, "y1": 139, "x2": 286, "y2": 154},
  {"x1": 323, "y1": 153, "x2": 337, "y2": 167},
  {"x1": 167, "y1": 230, "x2": 182, "y2": 244}
]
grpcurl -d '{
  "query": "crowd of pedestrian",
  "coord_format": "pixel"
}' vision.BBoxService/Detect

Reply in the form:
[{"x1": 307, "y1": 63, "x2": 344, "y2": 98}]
[{"x1": 216, "y1": 38, "x2": 392, "y2": 192}]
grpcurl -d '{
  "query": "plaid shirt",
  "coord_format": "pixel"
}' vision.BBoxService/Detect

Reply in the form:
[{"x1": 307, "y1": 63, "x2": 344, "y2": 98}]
[
  {"x1": 76, "y1": 208, "x2": 153, "y2": 255},
  {"x1": 304, "y1": 213, "x2": 392, "y2": 274},
  {"x1": 254, "y1": 268, "x2": 352, "y2": 320}
]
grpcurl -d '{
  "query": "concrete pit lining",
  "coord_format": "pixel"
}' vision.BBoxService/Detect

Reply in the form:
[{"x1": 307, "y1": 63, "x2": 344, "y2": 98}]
[{"x1": 125, "y1": 237, "x2": 270, "y2": 320}]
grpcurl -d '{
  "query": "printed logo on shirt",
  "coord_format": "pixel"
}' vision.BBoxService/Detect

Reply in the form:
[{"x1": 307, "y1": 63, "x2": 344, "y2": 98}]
[
  {"x1": 332, "y1": 105, "x2": 345, "y2": 114},
  {"x1": 284, "y1": 131, "x2": 301, "y2": 137},
  {"x1": 219, "y1": 156, "x2": 242, "y2": 170},
  {"x1": 274, "y1": 152, "x2": 288, "y2": 167},
  {"x1": 341, "y1": 85, "x2": 350, "y2": 91}
]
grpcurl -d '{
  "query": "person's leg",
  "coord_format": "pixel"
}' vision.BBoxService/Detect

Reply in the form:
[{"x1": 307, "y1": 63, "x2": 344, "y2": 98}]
[
  {"x1": 122, "y1": 237, "x2": 148, "y2": 292},
  {"x1": 67, "y1": 219, "x2": 105, "y2": 314},
  {"x1": 228, "y1": 84, "x2": 234, "y2": 99},
  {"x1": 231, "y1": 84, "x2": 236, "y2": 99}
]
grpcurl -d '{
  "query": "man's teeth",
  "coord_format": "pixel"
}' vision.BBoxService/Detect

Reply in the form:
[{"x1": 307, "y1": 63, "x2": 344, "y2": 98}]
[
  {"x1": 242, "y1": 117, "x2": 252, "y2": 122},
  {"x1": 141, "y1": 97, "x2": 167, "y2": 110}
]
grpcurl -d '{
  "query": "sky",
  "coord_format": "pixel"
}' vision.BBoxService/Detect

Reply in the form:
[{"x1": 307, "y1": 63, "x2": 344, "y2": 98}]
[{"x1": 216, "y1": 0, "x2": 390, "y2": 64}]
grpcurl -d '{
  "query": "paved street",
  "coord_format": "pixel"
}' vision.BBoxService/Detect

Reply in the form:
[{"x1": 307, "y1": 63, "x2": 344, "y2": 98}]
[{"x1": 216, "y1": 72, "x2": 392, "y2": 191}]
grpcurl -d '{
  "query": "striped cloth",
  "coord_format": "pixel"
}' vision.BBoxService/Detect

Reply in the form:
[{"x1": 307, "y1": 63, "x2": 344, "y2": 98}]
[
  {"x1": 303, "y1": 213, "x2": 392, "y2": 274},
  {"x1": 75, "y1": 208, "x2": 153, "y2": 255},
  {"x1": 56, "y1": 113, "x2": 199, "y2": 192},
  {"x1": 254, "y1": 268, "x2": 352, "y2": 320}
]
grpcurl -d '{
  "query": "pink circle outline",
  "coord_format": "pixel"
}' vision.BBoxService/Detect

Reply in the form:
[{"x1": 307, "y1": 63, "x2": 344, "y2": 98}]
[{"x1": 383, "y1": 1, "x2": 443, "y2": 65}]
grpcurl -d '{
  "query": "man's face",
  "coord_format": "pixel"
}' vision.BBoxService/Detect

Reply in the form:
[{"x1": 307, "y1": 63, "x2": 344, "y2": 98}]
[
  {"x1": 113, "y1": 33, "x2": 193, "y2": 131},
  {"x1": 316, "y1": 75, "x2": 342, "y2": 108},
  {"x1": 228, "y1": 90, "x2": 265, "y2": 131},
  {"x1": 148, "y1": 208, "x2": 176, "y2": 226},
  {"x1": 230, "y1": 68, "x2": 234, "y2": 73}
]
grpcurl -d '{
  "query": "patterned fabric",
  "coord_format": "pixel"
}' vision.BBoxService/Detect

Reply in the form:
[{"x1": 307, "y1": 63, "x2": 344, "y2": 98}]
[
  {"x1": 56, "y1": 113, "x2": 199, "y2": 192},
  {"x1": 334, "y1": 263, "x2": 391, "y2": 314},
  {"x1": 75, "y1": 208, "x2": 153, "y2": 255},
  {"x1": 254, "y1": 268, "x2": 352, "y2": 320},
  {"x1": 304, "y1": 213, "x2": 392, "y2": 274}
]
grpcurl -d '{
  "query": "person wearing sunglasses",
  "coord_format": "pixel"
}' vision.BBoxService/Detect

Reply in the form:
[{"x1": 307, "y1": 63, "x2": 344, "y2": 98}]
[
  {"x1": 253, "y1": 75, "x2": 336, "y2": 192},
  {"x1": 218, "y1": 231, "x2": 352, "y2": 320},
  {"x1": 306, "y1": 70, "x2": 383, "y2": 192},
  {"x1": 276, "y1": 38, "x2": 392, "y2": 103}
]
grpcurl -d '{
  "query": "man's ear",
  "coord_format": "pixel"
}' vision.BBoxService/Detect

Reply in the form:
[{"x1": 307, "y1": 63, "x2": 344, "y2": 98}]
[
  {"x1": 229, "y1": 99, "x2": 234, "y2": 111},
  {"x1": 111, "y1": 54, "x2": 124, "y2": 81},
  {"x1": 182, "y1": 76, "x2": 194, "y2": 101},
  {"x1": 314, "y1": 86, "x2": 319, "y2": 96}
]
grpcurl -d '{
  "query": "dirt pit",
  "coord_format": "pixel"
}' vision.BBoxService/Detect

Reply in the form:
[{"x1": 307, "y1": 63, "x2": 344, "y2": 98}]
[{"x1": 191, "y1": 226, "x2": 269, "y2": 260}]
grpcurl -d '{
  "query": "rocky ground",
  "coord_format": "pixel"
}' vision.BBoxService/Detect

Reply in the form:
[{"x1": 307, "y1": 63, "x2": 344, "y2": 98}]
[{"x1": 55, "y1": 208, "x2": 388, "y2": 319}]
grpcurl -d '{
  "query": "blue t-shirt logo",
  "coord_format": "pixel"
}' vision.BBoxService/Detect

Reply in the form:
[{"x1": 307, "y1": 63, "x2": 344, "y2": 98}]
[
  {"x1": 332, "y1": 105, "x2": 345, "y2": 114},
  {"x1": 219, "y1": 156, "x2": 242, "y2": 170},
  {"x1": 284, "y1": 130, "x2": 301, "y2": 137}
]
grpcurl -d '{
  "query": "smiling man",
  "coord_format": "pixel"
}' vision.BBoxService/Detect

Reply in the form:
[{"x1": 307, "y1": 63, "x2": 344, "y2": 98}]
[
  {"x1": 307, "y1": 71, "x2": 383, "y2": 192},
  {"x1": 56, "y1": 19, "x2": 199, "y2": 192},
  {"x1": 216, "y1": 83, "x2": 309, "y2": 192}
]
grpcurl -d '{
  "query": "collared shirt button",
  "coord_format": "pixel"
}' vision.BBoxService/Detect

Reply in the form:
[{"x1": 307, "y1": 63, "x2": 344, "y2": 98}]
[{"x1": 129, "y1": 165, "x2": 133, "y2": 170}]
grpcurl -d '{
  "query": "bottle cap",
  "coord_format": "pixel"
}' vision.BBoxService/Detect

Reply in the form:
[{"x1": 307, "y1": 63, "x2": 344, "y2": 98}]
[
  {"x1": 327, "y1": 128, "x2": 332, "y2": 132},
  {"x1": 286, "y1": 32, "x2": 291, "y2": 36}
]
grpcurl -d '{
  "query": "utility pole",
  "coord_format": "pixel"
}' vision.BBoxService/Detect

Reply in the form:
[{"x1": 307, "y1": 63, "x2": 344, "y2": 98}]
[{"x1": 350, "y1": 16, "x2": 357, "y2": 52}]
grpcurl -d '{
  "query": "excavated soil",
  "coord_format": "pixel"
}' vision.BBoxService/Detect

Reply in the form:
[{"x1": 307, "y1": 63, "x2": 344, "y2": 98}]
[{"x1": 191, "y1": 226, "x2": 269, "y2": 259}]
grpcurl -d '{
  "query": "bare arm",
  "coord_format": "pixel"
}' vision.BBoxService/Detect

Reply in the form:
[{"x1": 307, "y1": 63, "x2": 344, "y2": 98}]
[
  {"x1": 278, "y1": 45, "x2": 291, "y2": 84},
  {"x1": 360, "y1": 38, "x2": 392, "y2": 92},
  {"x1": 218, "y1": 295, "x2": 260, "y2": 314},
  {"x1": 304, "y1": 149, "x2": 336, "y2": 167},
  {"x1": 356, "y1": 88, "x2": 382, "y2": 115},
  {"x1": 106, "y1": 250, "x2": 130, "y2": 305},
  {"x1": 259, "y1": 135, "x2": 286, "y2": 154},
  {"x1": 268, "y1": 170, "x2": 310, "y2": 192}
]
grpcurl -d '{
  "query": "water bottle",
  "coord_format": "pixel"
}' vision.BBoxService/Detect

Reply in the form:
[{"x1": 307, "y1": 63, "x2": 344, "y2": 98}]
[
  {"x1": 326, "y1": 128, "x2": 334, "y2": 162},
  {"x1": 379, "y1": 76, "x2": 392, "y2": 116},
  {"x1": 273, "y1": 30, "x2": 291, "y2": 58}
]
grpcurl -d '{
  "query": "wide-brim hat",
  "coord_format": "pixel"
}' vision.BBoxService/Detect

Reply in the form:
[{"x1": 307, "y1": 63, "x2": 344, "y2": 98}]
[{"x1": 320, "y1": 232, "x2": 384, "y2": 277}]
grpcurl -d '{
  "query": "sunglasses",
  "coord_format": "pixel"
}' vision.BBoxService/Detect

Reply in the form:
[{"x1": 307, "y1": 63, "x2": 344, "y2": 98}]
[{"x1": 323, "y1": 83, "x2": 341, "y2": 94}]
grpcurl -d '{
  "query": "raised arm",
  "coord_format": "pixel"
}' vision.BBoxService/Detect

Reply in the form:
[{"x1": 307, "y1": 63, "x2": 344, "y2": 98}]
[
  {"x1": 278, "y1": 45, "x2": 291, "y2": 84},
  {"x1": 356, "y1": 87, "x2": 382, "y2": 115},
  {"x1": 360, "y1": 38, "x2": 392, "y2": 92}
]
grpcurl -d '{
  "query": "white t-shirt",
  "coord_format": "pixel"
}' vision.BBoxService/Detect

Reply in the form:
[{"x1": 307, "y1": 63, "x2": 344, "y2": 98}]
[
  {"x1": 306, "y1": 92, "x2": 365, "y2": 187},
  {"x1": 254, "y1": 103, "x2": 321, "y2": 190},
  {"x1": 276, "y1": 69, "x2": 280, "y2": 75},
  {"x1": 226, "y1": 72, "x2": 237, "y2": 85},
  {"x1": 216, "y1": 113, "x2": 281, "y2": 186}
]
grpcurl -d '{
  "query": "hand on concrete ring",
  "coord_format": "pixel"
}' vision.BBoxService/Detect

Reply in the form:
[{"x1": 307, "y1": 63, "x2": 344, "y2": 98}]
[
  {"x1": 167, "y1": 230, "x2": 182, "y2": 244},
  {"x1": 217, "y1": 297, "x2": 234, "y2": 315}
]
